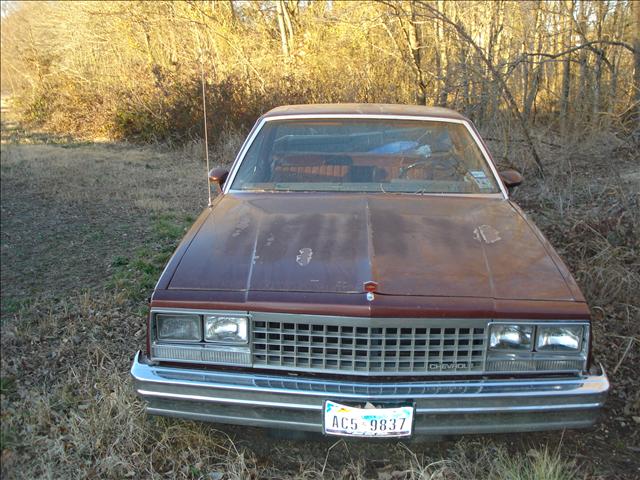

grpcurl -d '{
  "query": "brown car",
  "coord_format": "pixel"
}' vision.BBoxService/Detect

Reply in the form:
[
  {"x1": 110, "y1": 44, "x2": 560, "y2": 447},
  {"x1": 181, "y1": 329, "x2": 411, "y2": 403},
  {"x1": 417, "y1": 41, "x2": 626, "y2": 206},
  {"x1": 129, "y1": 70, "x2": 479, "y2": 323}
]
[{"x1": 131, "y1": 104, "x2": 608, "y2": 437}]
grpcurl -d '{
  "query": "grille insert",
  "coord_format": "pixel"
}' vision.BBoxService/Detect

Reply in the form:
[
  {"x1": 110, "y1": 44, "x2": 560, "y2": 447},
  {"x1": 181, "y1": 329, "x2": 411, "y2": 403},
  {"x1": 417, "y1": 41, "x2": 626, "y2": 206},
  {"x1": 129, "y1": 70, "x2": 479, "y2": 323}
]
[{"x1": 252, "y1": 320, "x2": 486, "y2": 375}]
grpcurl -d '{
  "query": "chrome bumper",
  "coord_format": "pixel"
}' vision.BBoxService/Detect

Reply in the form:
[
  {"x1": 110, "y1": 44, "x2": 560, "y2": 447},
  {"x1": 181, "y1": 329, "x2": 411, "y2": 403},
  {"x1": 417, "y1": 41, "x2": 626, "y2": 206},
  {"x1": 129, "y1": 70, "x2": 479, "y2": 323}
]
[{"x1": 131, "y1": 352, "x2": 609, "y2": 435}]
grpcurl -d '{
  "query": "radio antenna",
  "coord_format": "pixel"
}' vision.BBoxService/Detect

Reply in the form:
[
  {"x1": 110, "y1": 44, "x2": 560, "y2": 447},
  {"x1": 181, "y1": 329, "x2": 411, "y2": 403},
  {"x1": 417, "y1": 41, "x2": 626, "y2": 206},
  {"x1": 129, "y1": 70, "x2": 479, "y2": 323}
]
[{"x1": 199, "y1": 52, "x2": 212, "y2": 207}]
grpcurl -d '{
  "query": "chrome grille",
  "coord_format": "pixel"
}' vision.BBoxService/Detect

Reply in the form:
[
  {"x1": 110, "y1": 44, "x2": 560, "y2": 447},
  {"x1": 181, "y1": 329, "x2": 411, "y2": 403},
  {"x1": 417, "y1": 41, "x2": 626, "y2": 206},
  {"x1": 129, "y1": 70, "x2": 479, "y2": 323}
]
[{"x1": 252, "y1": 317, "x2": 487, "y2": 376}]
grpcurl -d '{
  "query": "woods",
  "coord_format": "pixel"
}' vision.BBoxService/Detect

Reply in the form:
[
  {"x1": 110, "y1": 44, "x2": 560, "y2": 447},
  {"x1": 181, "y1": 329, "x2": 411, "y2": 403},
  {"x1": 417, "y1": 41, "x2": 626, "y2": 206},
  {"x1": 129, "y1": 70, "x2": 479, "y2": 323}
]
[
  {"x1": 1, "y1": 0, "x2": 638, "y2": 168},
  {"x1": 2, "y1": 3, "x2": 640, "y2": 478}
]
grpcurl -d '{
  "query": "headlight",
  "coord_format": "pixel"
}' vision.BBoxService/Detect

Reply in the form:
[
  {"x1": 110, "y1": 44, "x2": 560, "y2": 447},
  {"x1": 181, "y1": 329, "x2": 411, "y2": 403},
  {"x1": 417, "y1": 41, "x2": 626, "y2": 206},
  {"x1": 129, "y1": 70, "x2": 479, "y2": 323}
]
[
  {"x1": 536, "y1": 326, "x2": 582, "y2": 352},
  {"x1": 489, "y1": 324, "x2": 533, "y2": 350},
  {"x1": 205, "y1": 315, "x2": 248, "y2": 343},
  {"x1": 156, "y1": 314, "x2": 202, "y2": 341}
]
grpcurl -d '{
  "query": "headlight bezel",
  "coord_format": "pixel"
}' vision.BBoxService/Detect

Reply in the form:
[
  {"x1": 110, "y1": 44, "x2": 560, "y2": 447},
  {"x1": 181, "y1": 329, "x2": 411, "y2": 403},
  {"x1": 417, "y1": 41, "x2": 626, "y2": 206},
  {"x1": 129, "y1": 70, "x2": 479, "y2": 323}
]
[
  {"x1": 486, "y1": 321, "x2": 589, "y2": 374},
  {"x1": 489, "y1": 324, "x2": 534, "y2": 351},
  {"x1": 488, "y1": 321, "x2": 588, "y2": 354},
  {"x1": 535, "y1": 325, "x2": 584, "y2": 352},
  {"x1": 155, "y1": 313, "x2": 203, "y2": 343},
  {"x1": 150, "y1": 309, "x2": 253, "y2": 367},
  {"x1": 204, "y1": 315, "x2": 249, "y2": 344},
  {"x1": 152, "y1": 310, "x2": 251, "y2": 345}
]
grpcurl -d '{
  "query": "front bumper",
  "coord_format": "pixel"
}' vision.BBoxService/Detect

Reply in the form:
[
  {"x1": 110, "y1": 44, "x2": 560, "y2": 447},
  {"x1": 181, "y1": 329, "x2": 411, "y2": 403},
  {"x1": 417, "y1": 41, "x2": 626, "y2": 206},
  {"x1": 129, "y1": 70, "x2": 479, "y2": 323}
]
[{"x1": 131, "y1": 352, "x2": 609, "y2": 435}]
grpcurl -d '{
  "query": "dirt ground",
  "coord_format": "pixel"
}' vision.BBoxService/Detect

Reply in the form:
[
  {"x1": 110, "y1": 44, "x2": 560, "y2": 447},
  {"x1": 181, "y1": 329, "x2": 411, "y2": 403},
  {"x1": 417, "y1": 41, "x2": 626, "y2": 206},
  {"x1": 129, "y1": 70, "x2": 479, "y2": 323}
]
[{"x1": 1, "y1": 98, "x2": 639, "y2": 479}]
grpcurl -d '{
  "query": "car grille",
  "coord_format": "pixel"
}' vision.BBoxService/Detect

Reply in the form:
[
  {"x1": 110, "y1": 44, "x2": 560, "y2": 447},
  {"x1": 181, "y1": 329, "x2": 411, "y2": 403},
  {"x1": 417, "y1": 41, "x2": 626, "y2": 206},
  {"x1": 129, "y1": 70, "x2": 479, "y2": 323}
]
[{"x1": 252, "y1": 317, "x2": 487, "y2": 376}]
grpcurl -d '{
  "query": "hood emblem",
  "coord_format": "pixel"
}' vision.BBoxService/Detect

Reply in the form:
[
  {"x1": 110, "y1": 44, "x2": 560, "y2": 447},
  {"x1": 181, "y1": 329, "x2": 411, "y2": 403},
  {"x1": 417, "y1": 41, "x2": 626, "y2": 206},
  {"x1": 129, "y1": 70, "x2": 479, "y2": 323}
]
[{"x1": 364, "y1": 281, "x2": 378, "y2": 302}]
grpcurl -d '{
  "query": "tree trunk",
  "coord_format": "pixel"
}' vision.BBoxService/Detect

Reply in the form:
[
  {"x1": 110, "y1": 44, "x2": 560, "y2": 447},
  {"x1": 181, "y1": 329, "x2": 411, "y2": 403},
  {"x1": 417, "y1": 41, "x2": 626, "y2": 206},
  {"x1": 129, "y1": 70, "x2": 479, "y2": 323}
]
[
  {"x1": 283, "y1": 1, "x2": 295, "y2": 52},
  {"x1": 607, "y1": 0, "x2": 624, "y2": 117},
  {"x1": 276, "y1": 0, "x2": 290, "y2": 59},
  {"x1": 560, "y1": 1, "x2": 573, "y2": 135},
  {"x1": 435, "y1": 0, "x2": 448, "y2": 105},
  {"x1": 408, "y1": 2, "x2": 427, "y2": 105},
  {"x1": 488, "y1": 2, "x2": 505, "y2": 121},
  {"x1": 593, "y1": 51, "x2": 603, "y2": 124},
  {"x1": 631, "y1": 0, "x2": 640, "y2": 128},
  {"x1": 524, "y1": 2, "x2": 543, "y2": 122},
  {"x1": 577, "y1": 1, "x2": 590, "y2": 124},
  {"x1": 592, "y1": 1, "x2": 607, "y2": 126}
]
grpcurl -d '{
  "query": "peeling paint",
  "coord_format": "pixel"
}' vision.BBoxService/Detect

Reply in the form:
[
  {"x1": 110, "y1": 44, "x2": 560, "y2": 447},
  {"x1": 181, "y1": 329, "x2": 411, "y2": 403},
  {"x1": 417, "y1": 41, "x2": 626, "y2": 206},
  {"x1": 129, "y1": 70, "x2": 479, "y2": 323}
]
[
  {"x1": 265, "y1": 233, "x2": 275, "y2": 246},
  {"x1": 231, "y1": 217, "x2": 251, "y2": 237},
  {"x1": 296, "y1": 248, "x2": 313, "y2": 266},
  {"x1": 473, "y1": 225, "x2": 501, "y2": 244}
]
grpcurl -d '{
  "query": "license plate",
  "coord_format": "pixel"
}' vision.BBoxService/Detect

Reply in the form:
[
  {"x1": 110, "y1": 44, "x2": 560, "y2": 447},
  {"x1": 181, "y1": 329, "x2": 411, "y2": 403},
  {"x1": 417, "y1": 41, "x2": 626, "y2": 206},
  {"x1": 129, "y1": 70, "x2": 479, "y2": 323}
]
[{"x1": 323, "y1": 400, "x2": 414, "y2": 437}]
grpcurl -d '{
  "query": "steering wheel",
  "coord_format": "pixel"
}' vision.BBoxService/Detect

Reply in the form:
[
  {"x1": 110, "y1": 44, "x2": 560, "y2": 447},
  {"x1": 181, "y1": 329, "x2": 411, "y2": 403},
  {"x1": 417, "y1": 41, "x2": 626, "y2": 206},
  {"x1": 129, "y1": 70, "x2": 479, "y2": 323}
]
[{"x1": 398, "y1": 152, "x2": 466, "y2": 180}]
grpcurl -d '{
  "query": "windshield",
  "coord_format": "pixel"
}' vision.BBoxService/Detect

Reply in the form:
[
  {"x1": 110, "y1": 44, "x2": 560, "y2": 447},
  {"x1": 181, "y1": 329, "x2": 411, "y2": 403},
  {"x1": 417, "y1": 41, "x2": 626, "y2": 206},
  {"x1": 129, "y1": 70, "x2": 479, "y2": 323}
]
[{"x1": 230, "y1": 118, "x2": 500, "y2": 194}]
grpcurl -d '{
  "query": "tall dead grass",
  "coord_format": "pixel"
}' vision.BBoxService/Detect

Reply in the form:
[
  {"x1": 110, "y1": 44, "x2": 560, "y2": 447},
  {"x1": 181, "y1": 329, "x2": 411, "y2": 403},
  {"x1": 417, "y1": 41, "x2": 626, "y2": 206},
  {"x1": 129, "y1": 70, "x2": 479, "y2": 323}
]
[
  {"x1": 513, "y1": 132, "x2": 639, "y2": 310},
  {"x1": 511, "y1": 132, "x2": 640, "y2": 441}
]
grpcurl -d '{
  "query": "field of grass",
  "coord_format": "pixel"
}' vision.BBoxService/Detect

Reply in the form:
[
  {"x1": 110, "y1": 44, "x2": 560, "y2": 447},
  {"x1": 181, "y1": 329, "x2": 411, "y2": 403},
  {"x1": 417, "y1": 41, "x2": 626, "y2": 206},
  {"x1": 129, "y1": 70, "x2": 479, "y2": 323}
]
[{"x1": 1, "y1": 99, "x2": 638, "y2": 479}]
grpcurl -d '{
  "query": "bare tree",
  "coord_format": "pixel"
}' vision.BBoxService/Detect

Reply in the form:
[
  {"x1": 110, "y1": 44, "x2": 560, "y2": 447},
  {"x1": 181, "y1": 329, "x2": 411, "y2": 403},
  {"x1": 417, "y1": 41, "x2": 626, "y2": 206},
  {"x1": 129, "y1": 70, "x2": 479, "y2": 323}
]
[
  {"x1": 2, "y1": 0, "x2": 637, "y2": 146},
  {"x1": 413, "y1": 1, "x2": 545, "y2": 174}
]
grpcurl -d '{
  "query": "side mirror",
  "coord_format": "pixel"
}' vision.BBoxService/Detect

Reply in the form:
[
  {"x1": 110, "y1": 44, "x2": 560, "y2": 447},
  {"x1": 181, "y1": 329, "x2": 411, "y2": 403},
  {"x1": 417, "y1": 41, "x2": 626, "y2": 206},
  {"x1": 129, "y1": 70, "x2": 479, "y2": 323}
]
[
  {"x1": 208, "y1": 168, "x2": 229, "y2": 192},
  {"x1": 499, "y1": 169, "x2": 523, "y2": 190}
]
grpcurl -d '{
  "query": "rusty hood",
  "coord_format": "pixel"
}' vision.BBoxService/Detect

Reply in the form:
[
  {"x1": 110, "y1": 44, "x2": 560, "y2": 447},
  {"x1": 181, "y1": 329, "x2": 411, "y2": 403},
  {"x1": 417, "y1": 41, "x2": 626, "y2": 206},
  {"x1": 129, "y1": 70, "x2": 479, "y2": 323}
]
[{"x1": 166, "y1": 193, "x2": 579, "y2": 301}]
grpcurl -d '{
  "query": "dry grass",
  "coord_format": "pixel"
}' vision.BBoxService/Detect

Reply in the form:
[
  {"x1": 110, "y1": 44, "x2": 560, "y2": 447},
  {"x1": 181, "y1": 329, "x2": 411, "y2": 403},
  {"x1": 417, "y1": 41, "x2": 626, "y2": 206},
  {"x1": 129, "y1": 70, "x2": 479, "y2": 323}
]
[
  {"x1": 210, "y1": 129, "x2": 246, "y2": 166},
  {"x1": 0, "y1": 292, "x2": 257, "y2": 478},
  {"x1": 1, "y1": 97, "x2": 207, "y2": 305},
  {"x1": 2, "y1": 107, "x2": 639, "y2": 478},
  {"x1": 511, "y1": 132, "x2": 639, "y2": 307},
  {"x1": 0, "y1": 312, "x2": 584, "y2": 480}
]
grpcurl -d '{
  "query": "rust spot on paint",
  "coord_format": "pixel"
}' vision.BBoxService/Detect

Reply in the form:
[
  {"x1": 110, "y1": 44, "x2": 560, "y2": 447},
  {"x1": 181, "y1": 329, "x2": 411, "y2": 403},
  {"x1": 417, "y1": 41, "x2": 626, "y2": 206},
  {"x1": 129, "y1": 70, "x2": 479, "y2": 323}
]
[
  {"x1": 473, "y1": 225, "x2": 501, "y2": 244},
  {"x1": 264, "y1": 233, "x2": 275, "y2": 246},
  {"x1": 231, "y1": 217, "x2": 251, "y2": 237}
]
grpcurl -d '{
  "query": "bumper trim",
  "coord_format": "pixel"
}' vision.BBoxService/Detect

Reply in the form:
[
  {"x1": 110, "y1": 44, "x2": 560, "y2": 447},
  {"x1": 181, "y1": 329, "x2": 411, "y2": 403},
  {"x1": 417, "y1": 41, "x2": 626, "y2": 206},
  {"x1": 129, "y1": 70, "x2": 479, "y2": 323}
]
[
  {"x1": 137, "y1": 389, "x2": 320, "y2": 411},
  {"x1": 137, "y1": 389, "x2": 602, "y2": 415},
  {"x1": 131, "y1": 352, "x2": 609, "y2": 434}
]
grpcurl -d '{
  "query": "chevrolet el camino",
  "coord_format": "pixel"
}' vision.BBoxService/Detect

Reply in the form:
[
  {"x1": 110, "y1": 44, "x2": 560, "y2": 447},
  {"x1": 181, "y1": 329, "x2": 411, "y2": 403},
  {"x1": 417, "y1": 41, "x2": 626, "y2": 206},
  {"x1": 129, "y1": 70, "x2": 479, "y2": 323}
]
[{"x1": 131, "y1": 104, "x2": 609, "y2": 437}]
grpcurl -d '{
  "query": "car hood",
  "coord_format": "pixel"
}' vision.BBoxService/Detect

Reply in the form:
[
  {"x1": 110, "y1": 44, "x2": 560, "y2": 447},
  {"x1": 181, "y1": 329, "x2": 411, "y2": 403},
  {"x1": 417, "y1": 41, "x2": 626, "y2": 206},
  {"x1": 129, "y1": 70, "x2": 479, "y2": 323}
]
[{"x1": 167, "y1": 193, "x2": 578, "y2": 301}]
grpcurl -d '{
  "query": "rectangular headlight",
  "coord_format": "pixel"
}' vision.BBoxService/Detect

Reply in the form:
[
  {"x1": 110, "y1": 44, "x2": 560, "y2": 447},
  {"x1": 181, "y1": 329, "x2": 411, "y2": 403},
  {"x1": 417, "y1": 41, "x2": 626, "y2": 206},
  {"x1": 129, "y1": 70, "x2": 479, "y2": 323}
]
[
  {"x1": 536, "y1": 325, "x2": 583, "y2": 352},
  {"x1": 204, "y1": 315, "x2": 248, "y2": 344},
  {"x1": 156, "y1": 314, "x2": 202, "y2": 342},
  {"x1": 489, "y1": 324, "x2": 533, "y2": 351}
]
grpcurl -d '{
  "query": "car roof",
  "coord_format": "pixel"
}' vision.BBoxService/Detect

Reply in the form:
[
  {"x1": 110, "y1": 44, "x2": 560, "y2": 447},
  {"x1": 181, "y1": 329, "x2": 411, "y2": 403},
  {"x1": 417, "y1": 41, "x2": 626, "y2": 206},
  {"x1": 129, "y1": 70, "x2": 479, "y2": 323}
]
[{"x1": 262, "y1": 103, "x2": 469, "y2": 121}]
